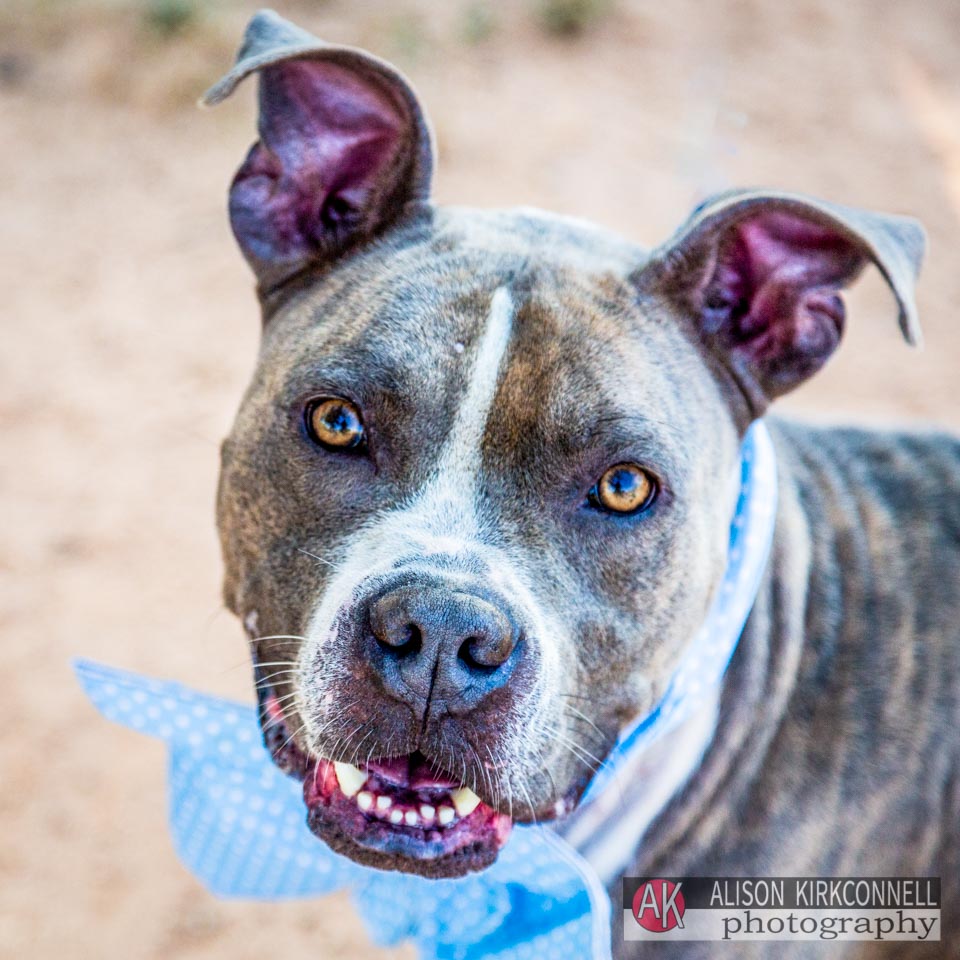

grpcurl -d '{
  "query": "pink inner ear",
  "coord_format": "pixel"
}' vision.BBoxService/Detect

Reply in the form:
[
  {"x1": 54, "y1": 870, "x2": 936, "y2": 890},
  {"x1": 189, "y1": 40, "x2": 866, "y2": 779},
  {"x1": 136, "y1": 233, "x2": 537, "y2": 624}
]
[
  {"x1": 703, "y1": 211, "x2": 865, "y2": 392},
  {"x1": 230, "y1": 59, "x2": 408, "y2": 270}
]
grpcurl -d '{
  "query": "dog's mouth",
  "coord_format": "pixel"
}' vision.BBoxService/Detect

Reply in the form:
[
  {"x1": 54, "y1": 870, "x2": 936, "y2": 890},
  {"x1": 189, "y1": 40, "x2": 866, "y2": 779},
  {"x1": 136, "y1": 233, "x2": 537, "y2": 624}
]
[
  {"x1": 262, "y1": 692, "x2": 513, "y2": 877},
  {"x1": 305, "y1": 752, "x2": 513, "y2": 875}
]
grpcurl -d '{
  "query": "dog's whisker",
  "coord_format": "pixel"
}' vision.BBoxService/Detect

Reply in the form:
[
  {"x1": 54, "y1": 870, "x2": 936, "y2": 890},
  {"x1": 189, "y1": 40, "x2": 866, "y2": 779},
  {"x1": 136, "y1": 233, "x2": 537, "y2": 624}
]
[
  {"x1": 349, "y1": 723, "x2": 377, "y2": 767},
  {"x1": 547, "y1": 722, "x2": 630, "y2": 810},
  {"x1": 253, "y1": 660, "x2": 299, "y2": 683},
  {"x1": 254, "y1": 671, "x2": 296, "y2": 682},
  {"x1": 470, "y1": 738, "x2": 497, "y2": 809},
  {"x1": 552, "y1": 740, "x2": 600, "y2": 778},
  {"x1": 515, "y1": 776, "x2": 540, "y2": 827},
  {"x1": 545, "y1": 726, "x2": 604, "y2": 775},
  {"x1": 257, "y1": 673, "x2": 300, "y2": 688},
  {"x1": 562, "y1": 707, "x2": 607, "y2": 744},
  {"x1": 485, "y1": 743, "x2": 512, "y2": 821},
  {"x1": 263, "y1": 690, "x2": 300, "y2": 707},
  {"x1": 262, "y1": 689, "x2": 301, "y2": 706},
  {"x1": 306, "y1": 700, "x2": 363, "y2": 746},
  {"x1": 277, "y1": 721, "x2": 308, "y2": 754},
  {"x1": 254, "y1": 674, "x2": 299, "y2": 688},
  {"x1": 202, "y1": 605, "x2": 228, "y2": 632},
  {"x1": 262, "y1": 711, "x2": 292, "y2": 734},
  {"x1": 296, "y1": 547, "x2": 337, "y2": 569},
  {"x1": 541, "y1": 754, "x2": 560, "y2": 806},
  {"x1": 555, "y1": 729, "x2": 608, "y2": 771}
]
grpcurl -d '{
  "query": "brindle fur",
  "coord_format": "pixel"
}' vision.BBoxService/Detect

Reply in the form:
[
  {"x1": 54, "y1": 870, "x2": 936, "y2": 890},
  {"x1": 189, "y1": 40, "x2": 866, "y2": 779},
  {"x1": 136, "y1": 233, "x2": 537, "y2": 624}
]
[
  {"x1": 617, "y1": 422, "x2": 960, "y2": 957},
  {"x1": 210, "y1": 12, "x2": 958, "y2": 955}
]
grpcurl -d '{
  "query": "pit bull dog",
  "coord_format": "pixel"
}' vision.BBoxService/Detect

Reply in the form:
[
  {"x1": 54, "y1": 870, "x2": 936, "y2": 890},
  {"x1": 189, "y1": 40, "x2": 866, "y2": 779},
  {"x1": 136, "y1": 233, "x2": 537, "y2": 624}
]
[{"x1": 206, "y1": 10, "x2": 958, "y2": 956}]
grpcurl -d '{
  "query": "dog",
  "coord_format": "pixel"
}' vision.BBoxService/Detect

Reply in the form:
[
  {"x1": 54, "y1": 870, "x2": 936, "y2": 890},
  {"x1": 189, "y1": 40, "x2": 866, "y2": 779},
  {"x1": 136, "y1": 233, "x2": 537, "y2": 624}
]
[{"x1": 206, "y1": 10, "x2": 958, "y2": 956}]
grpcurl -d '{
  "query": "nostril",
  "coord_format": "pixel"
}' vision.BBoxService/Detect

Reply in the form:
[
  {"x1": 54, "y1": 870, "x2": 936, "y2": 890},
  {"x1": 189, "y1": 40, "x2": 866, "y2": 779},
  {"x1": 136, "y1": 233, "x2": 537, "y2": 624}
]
[
  {"x1": 376, "y1": 621, "x2": 423, "y2": 657},
  {"x1": 457, "y1": 636, "x2": 493, "y2": 674},
  {"x1": 457, "y1": 632, "x2": 515, "y2": 673}
]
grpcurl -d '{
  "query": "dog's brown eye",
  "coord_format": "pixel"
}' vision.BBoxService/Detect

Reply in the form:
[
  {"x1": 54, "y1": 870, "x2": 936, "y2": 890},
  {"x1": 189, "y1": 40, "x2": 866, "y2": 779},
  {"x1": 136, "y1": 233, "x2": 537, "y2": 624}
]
[
  {"x1": 306, "y1": 398, "x2": 365, "y2": 450},
  {"x1": 590, "y1": 463, "x2": 657, "y2": 515}
]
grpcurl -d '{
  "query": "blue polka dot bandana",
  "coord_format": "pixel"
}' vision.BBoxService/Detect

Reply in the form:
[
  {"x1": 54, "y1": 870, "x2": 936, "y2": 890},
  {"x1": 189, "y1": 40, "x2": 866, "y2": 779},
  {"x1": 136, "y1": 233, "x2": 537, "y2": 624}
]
[{"x1": 75, "y1": 421, "x2": 777, "y2": 960}]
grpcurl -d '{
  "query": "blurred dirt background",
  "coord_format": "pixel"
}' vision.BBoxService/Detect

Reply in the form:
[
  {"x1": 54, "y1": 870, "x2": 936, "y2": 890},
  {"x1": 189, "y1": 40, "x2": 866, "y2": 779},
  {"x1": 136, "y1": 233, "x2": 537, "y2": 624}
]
[{"x1": 1, "y1": 0, "x2": 958, "y2": 957}]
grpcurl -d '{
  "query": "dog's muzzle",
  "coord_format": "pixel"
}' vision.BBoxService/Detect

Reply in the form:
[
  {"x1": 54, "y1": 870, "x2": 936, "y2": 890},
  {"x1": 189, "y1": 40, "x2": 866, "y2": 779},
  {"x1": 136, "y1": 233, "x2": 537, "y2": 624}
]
[{"x1": 273, "y1": 571, "x2": 542, "y2": 877}]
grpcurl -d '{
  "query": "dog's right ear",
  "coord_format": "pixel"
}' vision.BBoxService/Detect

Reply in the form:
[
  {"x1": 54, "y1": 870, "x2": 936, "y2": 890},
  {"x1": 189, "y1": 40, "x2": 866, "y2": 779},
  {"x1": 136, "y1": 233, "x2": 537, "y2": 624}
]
[{"x1": 203, "y1": 9, "x2": 434, "y2": 290}]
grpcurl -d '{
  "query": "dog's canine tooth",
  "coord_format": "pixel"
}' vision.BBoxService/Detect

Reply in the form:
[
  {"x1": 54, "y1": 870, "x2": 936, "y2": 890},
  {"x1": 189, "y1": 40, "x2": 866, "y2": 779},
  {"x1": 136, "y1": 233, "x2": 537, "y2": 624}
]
[
  {"x1": 356, "y1": 791, "x2": 374, "y2": 811},
  {"x1": 376, "y1": 795, "x2": 392, "y2": 811},
  {"x1": 451, "y1": 786, "x2": 481, "y2": 817},
  {"x1": 437, "y1": 805, "x2": 456, "y2": 826},
  {"x1": 333, "y1": 761, "x2": 367, "y2": 797}
]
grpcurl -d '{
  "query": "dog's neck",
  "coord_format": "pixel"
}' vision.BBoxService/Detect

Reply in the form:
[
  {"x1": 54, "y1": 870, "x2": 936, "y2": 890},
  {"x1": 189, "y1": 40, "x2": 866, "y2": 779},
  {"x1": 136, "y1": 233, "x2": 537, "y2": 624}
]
[{"x1": 567, "y1": 689, "x2": 722, "y2": 885}]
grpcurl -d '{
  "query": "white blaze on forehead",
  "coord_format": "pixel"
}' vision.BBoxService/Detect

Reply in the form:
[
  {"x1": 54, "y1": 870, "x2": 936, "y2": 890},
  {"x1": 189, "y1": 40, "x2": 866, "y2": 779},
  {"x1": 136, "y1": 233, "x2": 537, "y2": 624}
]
[
  {"x1": 395, "y1": 285, "x2": 515, "y2": 548},
  {"x1": 433, "y1": 285, "x2": 514, "y2": 488},
  {"x1": 304, "y1": 286, "x2": 518, "y2": 637}
]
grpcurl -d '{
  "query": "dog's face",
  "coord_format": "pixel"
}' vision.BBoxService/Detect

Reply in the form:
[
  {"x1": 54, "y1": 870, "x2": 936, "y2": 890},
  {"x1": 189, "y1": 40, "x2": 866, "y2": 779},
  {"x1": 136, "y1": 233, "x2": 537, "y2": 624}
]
[
  {"x1": 211, "y1": 12, "x2": 922, "y2": 878},
  {"x1": 218, "y1": 209, "x2": 744, "y2": 875}
]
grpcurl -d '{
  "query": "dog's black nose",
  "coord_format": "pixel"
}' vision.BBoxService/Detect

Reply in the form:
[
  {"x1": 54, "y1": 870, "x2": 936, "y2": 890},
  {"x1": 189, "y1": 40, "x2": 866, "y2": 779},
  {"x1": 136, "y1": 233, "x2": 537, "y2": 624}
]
[{"x1": 368, "y1": 585, "x2": 520, "y2": 710}]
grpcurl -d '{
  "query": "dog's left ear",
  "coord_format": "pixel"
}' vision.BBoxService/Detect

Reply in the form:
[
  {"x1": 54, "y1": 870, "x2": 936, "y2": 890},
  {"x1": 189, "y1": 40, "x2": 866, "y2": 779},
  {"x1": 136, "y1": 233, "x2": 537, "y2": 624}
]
[
  {"x1": 203, "y1": 9, "x2": 434, "y2": 290},
  {"x1": 633, "y1": 189, "x2": 925, "y2": 417}
]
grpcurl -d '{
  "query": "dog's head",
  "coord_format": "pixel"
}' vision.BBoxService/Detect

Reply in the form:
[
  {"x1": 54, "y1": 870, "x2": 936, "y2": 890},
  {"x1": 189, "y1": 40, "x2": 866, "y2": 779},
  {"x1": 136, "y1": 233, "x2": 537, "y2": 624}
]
[{"x1": 209, "y1": 11, "x2": 923, "y2": 877}]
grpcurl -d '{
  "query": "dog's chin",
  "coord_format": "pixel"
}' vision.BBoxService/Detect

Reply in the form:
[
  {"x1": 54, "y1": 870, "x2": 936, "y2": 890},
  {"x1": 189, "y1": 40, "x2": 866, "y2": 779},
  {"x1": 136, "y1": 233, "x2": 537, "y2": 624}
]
[{"x1": 303, "y1": 755, "x2": 513, "y2": 878}]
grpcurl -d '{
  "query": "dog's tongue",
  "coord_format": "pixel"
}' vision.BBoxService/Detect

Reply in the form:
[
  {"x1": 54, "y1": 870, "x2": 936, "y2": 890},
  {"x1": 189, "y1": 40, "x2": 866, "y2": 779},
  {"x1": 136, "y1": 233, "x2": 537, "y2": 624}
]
[{"x1": 366, "y1": 754, "x2": 459, "y2": 790}]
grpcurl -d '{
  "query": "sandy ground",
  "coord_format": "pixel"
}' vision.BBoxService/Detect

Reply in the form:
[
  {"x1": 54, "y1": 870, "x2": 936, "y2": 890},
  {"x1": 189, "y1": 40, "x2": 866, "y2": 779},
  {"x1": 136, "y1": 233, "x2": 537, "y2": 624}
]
[{"x1": 1, "y1": 0, "x2": 958, "y2": 957}]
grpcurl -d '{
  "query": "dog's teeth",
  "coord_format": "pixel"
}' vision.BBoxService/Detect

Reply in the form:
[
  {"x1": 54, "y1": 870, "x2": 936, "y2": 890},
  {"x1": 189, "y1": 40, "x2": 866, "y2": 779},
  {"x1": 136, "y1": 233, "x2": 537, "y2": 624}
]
[
  {"x1": 451, "y1": 786, "x2": 481, "y2": 817},
  {"x1": 437, "y1": 805, "x2": 455, "y2": 826},
  {"x1": 404, "y1": 810, "x2": 419, "y2": 826},
  {"x1": 390, "y1": 809, "x2": 404, "y2": 825},
  {"x1": 420, "y1": 804, "x2": 435, "y2": 821},
  {"x1": 333, "y1": 761, "x2": 367, "y2": 798},
  {"x1": 356, "y1": 791, "x2": 374, "y2": 811},
  {"x1": 376, "y1": 795, "x2": 392, "y2": 811}
]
